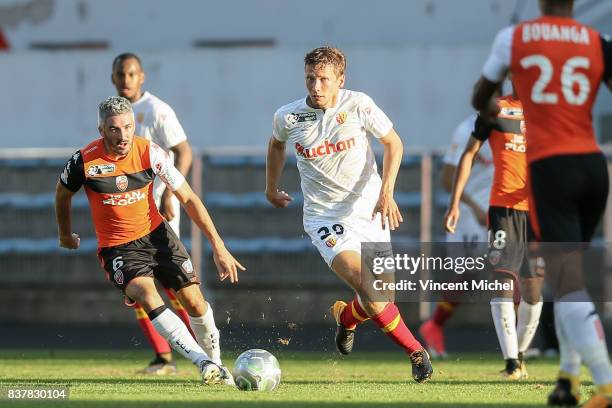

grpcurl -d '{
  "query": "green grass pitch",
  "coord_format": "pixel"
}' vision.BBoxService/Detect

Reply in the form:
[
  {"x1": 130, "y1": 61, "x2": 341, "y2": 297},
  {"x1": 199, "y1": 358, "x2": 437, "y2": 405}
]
[{"x1": 0, "y1": 350, "x2": 596, "y2": 407}]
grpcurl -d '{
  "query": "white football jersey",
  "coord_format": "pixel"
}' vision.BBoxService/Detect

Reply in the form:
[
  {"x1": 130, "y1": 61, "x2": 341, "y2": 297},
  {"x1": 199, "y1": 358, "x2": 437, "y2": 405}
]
[
  {"x1": 131, "y1": 91, "x2": 187, "y2": 235},
  {"x1": 273, "y1": 89, "x2": 393, "y2": 220},
  {"x1": 443, "y1": 114, "x2": 493, "y2": 211},
  {"x1": 132, "y1": 91, "x2": 186, "y2": 198}
]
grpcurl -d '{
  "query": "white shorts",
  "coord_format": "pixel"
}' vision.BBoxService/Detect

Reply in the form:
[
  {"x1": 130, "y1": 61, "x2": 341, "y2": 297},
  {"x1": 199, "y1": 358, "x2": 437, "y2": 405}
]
[{"x1": 304, "y1": 213, "x2": 391, "y2": 268}]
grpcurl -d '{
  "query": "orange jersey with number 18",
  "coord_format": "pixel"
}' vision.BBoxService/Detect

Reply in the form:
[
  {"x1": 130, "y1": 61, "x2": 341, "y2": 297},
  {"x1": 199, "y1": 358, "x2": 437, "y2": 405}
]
[{"x1": 510, "y1": 16, "x2": 604, "y2": 163}]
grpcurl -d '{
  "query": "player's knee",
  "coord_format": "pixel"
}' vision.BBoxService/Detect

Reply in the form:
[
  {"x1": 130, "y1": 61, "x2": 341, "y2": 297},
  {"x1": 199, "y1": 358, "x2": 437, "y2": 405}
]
[
  {"x1": 176, "y1": 286, "x2": 206, "y2": 316},
  {"x1": 125, "y1": 277, "x2": 157, "y2": 305},
  {"x1": 126, "y1": 288, "x2": 164, "y2": 312},
  {"x1": 186, "y1": 301, "x2": 206, "y2": 316},
  {"x1": 521, "y1": 277, "x2": 543, "y2": 304},
  {"x1": 331, "y1": 252, "x2": 363, "y2": 288}
]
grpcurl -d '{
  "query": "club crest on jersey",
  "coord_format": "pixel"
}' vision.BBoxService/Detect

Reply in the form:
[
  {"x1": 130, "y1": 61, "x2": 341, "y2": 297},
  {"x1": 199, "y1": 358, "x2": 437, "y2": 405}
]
[
  {"x1": 87, "y1": 164, "x2": 115, "y2": 177},
  {"x1": 115, "y1": 175, "x2": 128, "y2": 192},
  {"x1": 114, "y1": 270, "x2": 124, "y2": 285},
  {"x1": 182, "y1": 259, "x2": 194, "y2": 274},
  {"x1": 137, "y1": 112, "x2": 145, "y2": 124},
  {"x1": 325, "y1": 236, "x2": 337, "y2": 248},
  {"x1": 336, "y1": 112, "x2": 347, "y2": 124}
]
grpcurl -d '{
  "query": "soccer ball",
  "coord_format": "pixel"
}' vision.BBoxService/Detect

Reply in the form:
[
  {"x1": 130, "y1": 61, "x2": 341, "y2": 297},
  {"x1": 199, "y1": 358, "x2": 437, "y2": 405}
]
[{"x1": 232, "y1": 349, "x2": 281, "y2": 391}]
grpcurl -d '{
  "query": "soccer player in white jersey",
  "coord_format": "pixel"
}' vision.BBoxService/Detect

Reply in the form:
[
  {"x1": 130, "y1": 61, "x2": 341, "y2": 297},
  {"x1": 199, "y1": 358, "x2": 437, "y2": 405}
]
[
  {"x1": 266, "y1": 46, "x2": 433, "y2": 382},
  {"x1": 419, "y1": 114, "x2": 493, "y2": 359},
  {"x1": 112, "y1": 53, "x2": 192, "y2": 234},
  {"x1": 111, "y1": 53, "x2": 206, "y2": 375}
]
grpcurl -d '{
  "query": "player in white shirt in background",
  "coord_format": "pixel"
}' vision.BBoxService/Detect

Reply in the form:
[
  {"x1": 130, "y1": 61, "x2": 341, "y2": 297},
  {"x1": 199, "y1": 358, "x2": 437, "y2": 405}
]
[
  {"x1": 111, "y1": 53, "x2": 219, "y2": 376},
  {"x1": 419, "y1": 114, "x2": 493, "y2": 359},
  {"x1": 266, "y1": 46, "x2": 433, "y2": 383}
]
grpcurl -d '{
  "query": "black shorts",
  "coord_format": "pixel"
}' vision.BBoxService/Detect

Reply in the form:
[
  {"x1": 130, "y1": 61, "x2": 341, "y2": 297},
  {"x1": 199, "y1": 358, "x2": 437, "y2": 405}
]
[
  {"x1": 529, "y1": 153, "x2": 608, "y2": 243},
  {"x1": 487, "y1": 206, "x2": 541, "y2": 278},
  {"x1": 97, "y1": 220, "x2": 199, "y2": 294}
]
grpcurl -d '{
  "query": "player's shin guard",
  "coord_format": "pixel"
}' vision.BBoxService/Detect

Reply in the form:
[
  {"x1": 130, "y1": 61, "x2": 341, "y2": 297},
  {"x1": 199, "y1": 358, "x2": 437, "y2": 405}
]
[
  {"x1": 340, "y1": 296, "x2": 369, "y2": 330},
  {"x1": 372, "y1": 303, "x2": 422, "y2": 354},
  {"x1": 517, "y1": 298, "x2": 543, "y2": 353},
  {"x1": 188, "y1": 302, "x2": 221, "y2": 365},
  {"x1": 149, "y1": 306, "x2": 211, "y2": 367},
  {"x1": 491, "y1": 298, "x2": 519, "y2": 360},
  {"x1": 555, "y1": 293, "x2": 612, "y2": 387},
  {"x1": 165, "y1": 288, "x2": 196, "y2": 339},
  {"x1": 134, "y1": 304, "x2": 171, "y2": 355}
]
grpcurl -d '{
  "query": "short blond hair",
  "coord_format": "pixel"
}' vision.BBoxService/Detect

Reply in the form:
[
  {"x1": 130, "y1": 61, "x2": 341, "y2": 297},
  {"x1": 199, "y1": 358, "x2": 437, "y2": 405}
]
[{"x1": 304, "y1": 46, "x2": 346, "y2": 77}]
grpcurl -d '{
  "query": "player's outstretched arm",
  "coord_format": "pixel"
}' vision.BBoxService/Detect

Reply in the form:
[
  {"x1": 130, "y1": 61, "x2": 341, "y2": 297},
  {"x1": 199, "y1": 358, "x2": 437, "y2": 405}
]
[
  {"x1": 441, "y1": 163, "x2": 486, "y2": 227},
  {"x1": 445, "y1": 137, "x2": 483, "y2": 233},
  {"x1": 440, "y1": 163, "x2": 456, "y2": 194},
  {"x1": 265, "y1": 136, "x2": 293, "y2": 208},
  {"x1": 55, "y1": 182, "x2": 80, "y2": 249},
  {"x1": 374, "y1": 129, "x2": 404, "y2": 231},
  {"x1": 173, "y1": 182, "x2": 245, "y2": 283}
]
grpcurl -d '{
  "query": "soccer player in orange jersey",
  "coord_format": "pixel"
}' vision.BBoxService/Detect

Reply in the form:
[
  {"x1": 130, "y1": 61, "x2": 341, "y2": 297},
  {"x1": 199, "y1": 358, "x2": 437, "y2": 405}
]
[
  {"x1": 472, "y1": 0, "x2": 612, "y2": 405},
  {"x1": 55, "y1": 96, "x2": 245, "y2": 385},
  {"x1": 445, "y1": 86, "x2": 544, "y2": 380},
  {"x1": 111, "y1": 52, "x2": 198, "y2": 375}
]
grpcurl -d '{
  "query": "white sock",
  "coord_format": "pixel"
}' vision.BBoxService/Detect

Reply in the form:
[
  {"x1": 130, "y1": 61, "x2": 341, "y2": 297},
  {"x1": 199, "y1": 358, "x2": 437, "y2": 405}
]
[
  {"x1": 491, "y1": 298, "x2": 518, "y2": 360},
  {"x1": 556, "y1": 291, "x2": 612, "y2": 385},
  {"x1": 554, "y1": 302, "x2": 581, "y2": 376},
  {"x1": 189, "y1": 302, "x2": 222, "y2": 365},
  {"x1": 151, "y1": 309, "x2": 210, "y2": 367},
  {"x1": 517, "y1": 299, "x2": 543, "y2": 353}
]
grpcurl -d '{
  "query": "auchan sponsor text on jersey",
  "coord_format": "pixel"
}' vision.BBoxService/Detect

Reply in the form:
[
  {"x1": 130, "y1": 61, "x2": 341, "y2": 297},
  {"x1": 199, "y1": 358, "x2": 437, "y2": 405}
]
[{"x1": 295, "y1": 137, "x2": 356, "y2": 159}]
